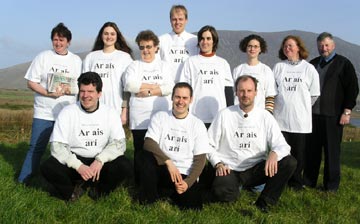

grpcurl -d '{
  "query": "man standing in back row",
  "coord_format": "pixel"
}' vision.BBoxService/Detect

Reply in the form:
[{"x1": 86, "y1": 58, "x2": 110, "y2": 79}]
[
  {"x1": 158, "y1": 5, "x2": 198, "y2": 81},
  {"x1": 303, "y1": 32, "x2": 359, "y2": 192}
]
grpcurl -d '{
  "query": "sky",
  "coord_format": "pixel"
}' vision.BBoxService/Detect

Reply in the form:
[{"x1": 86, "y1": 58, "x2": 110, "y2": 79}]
[{"x1": 0, "y1": 0, "x2": 359, "y2": 69}]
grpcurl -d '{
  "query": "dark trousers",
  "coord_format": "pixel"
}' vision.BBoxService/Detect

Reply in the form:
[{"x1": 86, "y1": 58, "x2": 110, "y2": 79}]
[
  {"x1": 212, "y1": 155, "x2": 296, "y2": 205},
  {"x1": 41, "y1": 155, "x2": 133, "y2": 200},
  {"x1": 303, "y1": 114, "x2": 343, "y2": 191},
  {"x1": 282, "y1": 132, "x2": 307, "y2": 188},
  {"x1": 132, "y1": 129, "x2": 147, "y2": 185},
  {"x1": 138, "y1": 150, "x2": 203, "y2": 209}
]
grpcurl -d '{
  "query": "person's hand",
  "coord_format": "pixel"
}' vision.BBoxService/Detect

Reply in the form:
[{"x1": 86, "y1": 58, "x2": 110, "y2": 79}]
[
  {"x1": 339, "y1": 114, "x2": 351, "y2": 126},
  {"x1": 89, "y1": 160, "x2": 103, "y2": 182},
  {"x1": 77, "y1": 164, "x2": 94, "y2": 181},
  {"x1": 265, "y1": 151, "x2": 278, "y2": 177},
  {"x1": 135, "y1": 89, "x2": 151, "y2": 98},
  {"x1": 175, "y1": 180, "x2": 188, "y2": 194},
  {"x1": 215, "y1": 163, "x2": 231, "y2": 176},
  {"x1": 165, "y1": 159, "x2": 182, "y2": 183}
]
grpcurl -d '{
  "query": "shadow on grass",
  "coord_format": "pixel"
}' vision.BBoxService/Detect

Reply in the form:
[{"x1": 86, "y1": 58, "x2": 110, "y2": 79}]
[{"x1": 0, "y1": 142, "x2": 50, "y2": 191}]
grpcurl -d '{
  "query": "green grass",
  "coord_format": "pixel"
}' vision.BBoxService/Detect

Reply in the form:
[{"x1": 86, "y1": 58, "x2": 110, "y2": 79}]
[{"x1": 0, "y1": 141, "x2": 359, "y2": 223}]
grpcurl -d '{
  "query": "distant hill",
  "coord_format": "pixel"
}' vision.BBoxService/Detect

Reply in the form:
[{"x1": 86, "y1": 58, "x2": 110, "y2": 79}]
[{"x1": 0, "y1": 30, "x2": 359, "y2": 109}]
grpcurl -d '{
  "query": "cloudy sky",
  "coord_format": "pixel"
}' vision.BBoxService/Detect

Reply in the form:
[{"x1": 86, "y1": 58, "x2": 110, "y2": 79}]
[{"x1": 0, "y1": 0, "x2": 359, "y2": 68}]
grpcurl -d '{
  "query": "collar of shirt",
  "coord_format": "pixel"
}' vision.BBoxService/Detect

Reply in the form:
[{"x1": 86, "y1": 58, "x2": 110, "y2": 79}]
[{"x1": 323, "y1": 51, "x2": 336, "y2": 62}]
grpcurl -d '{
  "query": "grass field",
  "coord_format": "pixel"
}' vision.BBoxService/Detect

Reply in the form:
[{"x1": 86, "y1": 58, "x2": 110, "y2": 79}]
[{"x1": 0, "y1": 89, "x2": 359, "y2": 223}]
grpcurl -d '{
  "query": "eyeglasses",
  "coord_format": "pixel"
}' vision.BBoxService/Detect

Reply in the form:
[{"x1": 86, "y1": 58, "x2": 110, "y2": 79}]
[
  {"x1": 139, "y1": 45, "x2": 153, "y2": 50},
  {"x1": 247, "y1": 45, "x2": 260, "y2": 49}
]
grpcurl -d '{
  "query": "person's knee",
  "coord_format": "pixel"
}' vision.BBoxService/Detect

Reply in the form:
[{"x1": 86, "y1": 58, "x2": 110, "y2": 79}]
[
  {"x1": 212, "y1": 184, "x2": 239, "y2": 202},
  {"x1": 282, "y1": 155, "x2": 297, "y2": 173},
  {"x1": 212, "y1": 175, "x2": 239, "y2": 202}
]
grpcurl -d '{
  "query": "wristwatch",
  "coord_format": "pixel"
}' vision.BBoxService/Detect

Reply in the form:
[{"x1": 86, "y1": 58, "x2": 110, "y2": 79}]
[{"x1": 343, "y1": 111, "x2": 351, "y2": 116}]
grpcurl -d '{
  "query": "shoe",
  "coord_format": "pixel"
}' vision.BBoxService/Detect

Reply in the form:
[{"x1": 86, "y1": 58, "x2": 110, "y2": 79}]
[
  {"x1": 254, "y1": 199, "x2": 269, "y2": 213},
  {"x1": 88, "y1": 186, "x2": 101, "y2": 201},
  {"x1": 289, "y1": 184, "x2": 305, "y2": 191},
  {"x1": 69, "y1": 182, "x2": 85, "y2": 202}
]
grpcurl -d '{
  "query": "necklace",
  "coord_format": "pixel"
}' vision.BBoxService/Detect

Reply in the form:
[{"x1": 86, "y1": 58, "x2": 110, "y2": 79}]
[{"x1": 287, "y1": 59, "x2": 301, "y2": 65}]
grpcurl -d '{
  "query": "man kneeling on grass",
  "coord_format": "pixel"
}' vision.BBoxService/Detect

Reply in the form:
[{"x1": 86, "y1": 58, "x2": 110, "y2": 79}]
[
  {"x1": 138, "y1": 82, "x2": 211, "y2": 209},
  {"x1": 207, "y1": 75, "x2": 296, "y2": 212},
  {"x1": 41, "y1": 72, "x2": 132, "y2": 201}
]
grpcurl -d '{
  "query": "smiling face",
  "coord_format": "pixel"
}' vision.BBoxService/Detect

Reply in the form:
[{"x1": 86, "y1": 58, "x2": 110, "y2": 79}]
[
  {"x1": 283, "y1": 38, "x2": 300, "y2": 60},
  {"x1": 171, "y1": 9, "x2": 187, "y2": 34},
  {"x1": 199, "y1": 30, "x2": 214, "y2": 54},
  {"x1": 139, "y1": 40, "x2": 158, "y2": 63},
  {"x1": 102, "y1": 26, "x2": 117, "y2": 48},
  {"x1": 52, "y1": 33, "x2": 69, "y2": 55},
  {"x1": 317, "y1": 37, "x2": 336, "y2": 58},
  {"x1": 79, "y1": 83, "x2": 101, "y2": 112},
  {"x1": 172, "y1": 87, "x2": 192, "y2": 119},
  {"x1": 246, "y1": 39, "x2": 261, "y2": 59}
]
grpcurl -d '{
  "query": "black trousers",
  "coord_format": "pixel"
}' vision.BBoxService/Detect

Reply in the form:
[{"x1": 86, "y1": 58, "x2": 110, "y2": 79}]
[
  {"x1": 138, "y1": 150, "x2": 203, "y2": 209},
  {"x1": 132, "y1": 129, "x2": 147, "y2": 185},
  {"x1": 212, "y1": 155, "x2": 296, "y2": 205},
  {"x1": 303, "y1": 114, "x2": 343, "y2": 191},
  {"x1": 282, "y1": 132, "x2": 307, "y2": 188},
  {"x1": 41, "y1": 155, "x2": 133, "y2": 200}
]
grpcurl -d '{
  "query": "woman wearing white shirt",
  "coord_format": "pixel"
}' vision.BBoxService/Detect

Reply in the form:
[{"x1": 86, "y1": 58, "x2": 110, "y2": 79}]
[
  {"x1": 18, "y1": 23, "x2": 82, "y2": 184},
  {"x1": 179, "y1": 25, "x2": 233, "y2": 128},
  {"x1": 233, "y1": 34, "x2": 277, "y2": 113},
  {"x1": 123, "y1": 30, "x2": 174, "y2": 184},
  {"x1": 83, "y1": 22, "x2": 133, "y2": 124},
  {"x1": 273, "y1": 35, "x2": 320, "y2": 190}
]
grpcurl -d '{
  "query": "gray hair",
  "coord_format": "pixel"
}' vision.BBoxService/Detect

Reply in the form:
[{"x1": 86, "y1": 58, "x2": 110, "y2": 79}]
[{"x1": 317, "y1": 32, "x2": 334, "y2": 42}]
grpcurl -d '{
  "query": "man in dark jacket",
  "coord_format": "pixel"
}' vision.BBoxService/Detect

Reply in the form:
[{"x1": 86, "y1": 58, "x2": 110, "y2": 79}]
[{"x1": 303, "y1": 32, "x2": 359, "y2": 192}]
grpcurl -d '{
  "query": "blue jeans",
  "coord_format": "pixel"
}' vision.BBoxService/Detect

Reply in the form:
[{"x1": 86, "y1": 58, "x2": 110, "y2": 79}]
[{"x1": 18, "y1": 118, "x2": 54, "y2": 183}]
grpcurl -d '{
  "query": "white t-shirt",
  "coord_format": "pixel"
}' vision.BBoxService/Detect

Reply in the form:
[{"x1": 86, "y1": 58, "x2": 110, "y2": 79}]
[
  {"x1": 24, "y1": 50, "x2": 82, "y2": 121},
  {"x1": 146, "y1": 110, "x2": 211, "y2": 175},
  {"x1": 207, "y1": 106, "x2": 291, "y2": 172},
  {"x1": 50, "y1": 102, "x2": 125, "y2": 159},
  {"x1": 158, "y1": 31, "x2": 198, "y2": 82},
  {"x1": 179, "y1": 54, "x2": 234, "y2": 123},
  {"x1": 123, "y1": 58, "x2": 174, "y2": 130},
  {"x1": 233, "y1": 62, "x2": 277, "y2": 107},
  {"x1": 82, "y1": 50, "x2": 133, "y2": 114},
  {"x1": 273, "y1": 60, "x2": 320, "y2": 133}
]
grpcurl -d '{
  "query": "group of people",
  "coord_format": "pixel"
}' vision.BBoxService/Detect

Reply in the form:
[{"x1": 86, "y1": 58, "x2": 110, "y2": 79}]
[{"x1": 18, "y1": 5, "x2": 358, "y2": 212}]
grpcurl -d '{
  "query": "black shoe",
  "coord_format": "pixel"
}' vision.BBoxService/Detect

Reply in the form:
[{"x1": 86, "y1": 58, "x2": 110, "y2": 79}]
[
  {"x1": 289, "y1": 184, "x2": 305, "y2": 191},
  {"x1": 88, "y1": 186, "x2": 101, "y2": 201},
  {"x1": 69, "y1": 182, "x2": 85, "y2": 202},
  {"x1": 254, "y1": 199, "x2": 269, "y2": 213}
]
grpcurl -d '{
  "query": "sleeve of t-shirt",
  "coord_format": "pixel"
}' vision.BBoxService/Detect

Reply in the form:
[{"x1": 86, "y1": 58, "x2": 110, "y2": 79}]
[
  {"x1": 308, "y1": 65, "x2": 321, "y2": 97},
  {"x1": 123, "y1": 61, "x2": 142, "y2": 93},
  {"x1": 159, "y1": 62, "x2": 175, "y2": 96},
  {"x1": 223, "y1": 60, "x2": 234, "y2": 87},
  {"x1": 207, "y1": 112, "x2": 223, "y2": 166},
  {"x1": 266, "y1": 113, "x2": 291, "y2": 160},
  {"x1": 264, "y1": 66, "x2": 278, "y2": 97},
  {"x1": 178, "y1": 58, "x2": 192, "y2": 84},
  {"x1": 24, "y1": 52, "x2": 45, "y2": 83},
  {"x1": 145, "y1": 111, "x2": 163, "y2": 144}
]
